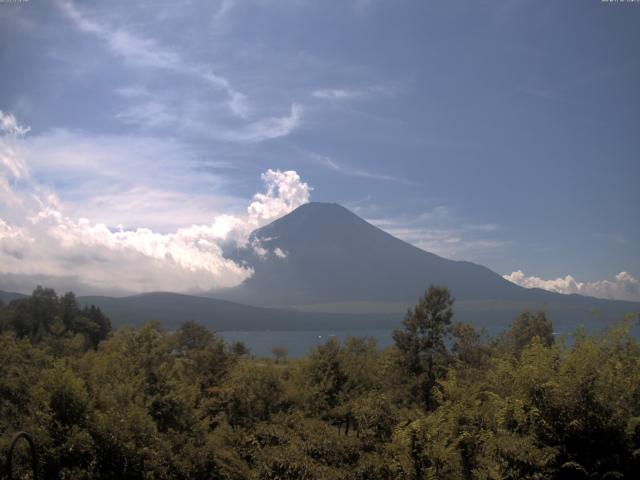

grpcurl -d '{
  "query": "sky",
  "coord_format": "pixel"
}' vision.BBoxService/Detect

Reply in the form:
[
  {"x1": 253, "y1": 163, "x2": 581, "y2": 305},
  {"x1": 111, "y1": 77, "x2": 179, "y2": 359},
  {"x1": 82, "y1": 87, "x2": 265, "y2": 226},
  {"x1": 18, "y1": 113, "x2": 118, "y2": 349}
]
[{"x1": 0, "y1": 0, "x2": 639, "y2": 300}]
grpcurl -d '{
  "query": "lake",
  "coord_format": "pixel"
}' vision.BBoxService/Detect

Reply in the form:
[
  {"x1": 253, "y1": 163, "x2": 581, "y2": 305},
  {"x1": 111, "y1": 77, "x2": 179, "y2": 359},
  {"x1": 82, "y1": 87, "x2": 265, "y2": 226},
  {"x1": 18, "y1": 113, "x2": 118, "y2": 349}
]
[
  {"x1": 220, "y1": 320, "x2": 640, "y2": 358},
  {"x1": 220, "y1": 329, "x2": 396, "y2": 357}
]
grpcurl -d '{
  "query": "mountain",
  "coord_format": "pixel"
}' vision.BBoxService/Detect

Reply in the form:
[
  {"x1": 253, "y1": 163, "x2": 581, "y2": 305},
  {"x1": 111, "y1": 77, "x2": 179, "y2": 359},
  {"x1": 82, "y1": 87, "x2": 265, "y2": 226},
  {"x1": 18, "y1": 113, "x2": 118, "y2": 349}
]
[
  {"x1": 0, "y1": 288, "x2": 401, "y2": 331},
  {"x1": 219, "y1": 203, "x2": 565, "y2": 305},
  {"x1": 1, "y1": 203, "x2": 638, "y2": 334},
  {"x1": 75, "y1": 292, "x2": 398, "y2": 331},
  {"x1": 0, "y1": 290, "x2": 27, "y2": 304},
  {"x1": 215, "y1": 202, "x2": 639, "y2": 328}
]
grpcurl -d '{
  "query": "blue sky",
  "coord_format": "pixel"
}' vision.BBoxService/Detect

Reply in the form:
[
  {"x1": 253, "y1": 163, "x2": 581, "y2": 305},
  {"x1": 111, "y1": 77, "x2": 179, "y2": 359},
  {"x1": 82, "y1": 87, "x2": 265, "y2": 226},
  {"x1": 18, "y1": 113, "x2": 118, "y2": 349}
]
[{"x1": 0, "y1": 0, "x2": 638, "y2": 298}]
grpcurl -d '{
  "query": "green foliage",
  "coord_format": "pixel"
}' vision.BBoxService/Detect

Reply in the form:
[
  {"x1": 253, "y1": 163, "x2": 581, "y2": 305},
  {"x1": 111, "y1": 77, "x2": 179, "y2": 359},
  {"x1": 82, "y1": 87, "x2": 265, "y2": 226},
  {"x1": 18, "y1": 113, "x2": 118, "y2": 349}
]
[
  {"x1": 224, "y1": 360, "x2": 285, "y2": 428},
  {"x1": 271, "y1": 346, "x2": 288, "y2": 364},
  {"x1": 0, "y1": 286, "x2": 111, "y2": 351},
  {"x1": 503, "y1": 310, "x2": 554, "y2": 353},
  {"x1": 393, "y1": 286, "x2": 454, "y2": 409},
  {"x1": 1, "y1": 286, "x2": 639, "y2": 479}
]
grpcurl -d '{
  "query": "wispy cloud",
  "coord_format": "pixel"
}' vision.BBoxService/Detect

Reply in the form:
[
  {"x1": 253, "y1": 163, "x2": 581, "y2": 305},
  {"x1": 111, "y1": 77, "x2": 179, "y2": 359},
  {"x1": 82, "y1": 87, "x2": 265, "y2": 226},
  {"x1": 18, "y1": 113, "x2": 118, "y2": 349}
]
[
  {"x1": 116, "y1": 100, "x2": 177, "y2": 130},
  {"x1": 59, "y1": 0, "x2": 252, "y2": 119},
  {"x1": 311, "y1": 153, "x2": 412, "y2": 184},
  {"x1": 312, "y1": 85, "x2": 396, "y2": 101},
  {"x1": 222, "y1": 104, "x2": 303, "y2": 143},
  {"x1": 213, "y1": 0, "x2": 236, "y2": 23},
  {"x1": 366, "y1": 207, "x2": 509, "y2": 260},
  {"x1": 114, "y1": 85, "x2": 301, "y2": 143},
  {"x1": 0, "y1": 111, "x2": 311, "y2": 294},
  {"x1": 0, "y1": 110, "x2": 30, "y2": 137},
  {"x1": 0, "y1": 110, "x2": 30, "y2": 182},
  {"x1": 312, "y1": 89, "x2": 364, "y2": 100},
  {"x1": 503, "y1": 270, "x2": 640, "y2": 302}
]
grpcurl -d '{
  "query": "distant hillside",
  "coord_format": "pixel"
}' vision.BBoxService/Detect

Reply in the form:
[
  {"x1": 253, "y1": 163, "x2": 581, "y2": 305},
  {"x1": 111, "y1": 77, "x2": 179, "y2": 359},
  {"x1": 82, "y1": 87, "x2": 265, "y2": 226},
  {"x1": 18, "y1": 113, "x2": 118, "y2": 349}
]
[
  {"x1": 76, "y1": 292, "x2": 400, "y2": 332},
  {"x1": 217, "y1": 203, "x2": 638, "y2": 305},
  {"x1": 1, "y1": 287, "x2": 637, "y2": 335},
  {"x1": 217, "y1": 203, "x2": 564, "y2": 305},
  {"x1": 210, "y1": 202, "x2": 639, "y2": 329},
  {"x1": 0, "y1": 290, "x2": 27, "y2": 303},
  {"x1": 1, "y1": 203, "x2": 637, "y2": 334}
]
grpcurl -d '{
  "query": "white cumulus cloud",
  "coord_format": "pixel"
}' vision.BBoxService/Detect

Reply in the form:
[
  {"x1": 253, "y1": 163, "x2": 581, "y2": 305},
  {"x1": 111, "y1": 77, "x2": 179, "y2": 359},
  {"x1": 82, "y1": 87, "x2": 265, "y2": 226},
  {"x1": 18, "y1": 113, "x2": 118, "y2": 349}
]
[
  {"x1": 0, "y1": 112, "x2": 310, "y2": 294},
  {"x1": 503, "y1": 270, "x2": 640, "y2": 302},
  {"x1": 247, "y1": 169, "x2": 311, "y2": 227}
]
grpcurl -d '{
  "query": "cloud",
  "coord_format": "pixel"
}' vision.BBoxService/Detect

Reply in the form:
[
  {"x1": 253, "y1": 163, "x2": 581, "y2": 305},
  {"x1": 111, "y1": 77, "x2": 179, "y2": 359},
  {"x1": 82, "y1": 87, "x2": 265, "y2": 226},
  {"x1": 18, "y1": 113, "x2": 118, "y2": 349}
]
[
  {"x1": 116, "y1": 100, "x2": 177, "y2": 130},
  {"x1": 312, "y1": 89, "x2": 363, "y2": 100},
  {"x1": 1, "y1": 209, "x2": 253, "y2": 294},
  {"x1": 311, "y1": 152, "x2": 411, "y2": 184},
  {"x1": 274, "y1": 247, "x2": 287, "y2": 258},
  {"x1": 222, "y1": 104, "x2": 302, "y2": 143},
  {"x1": 0, "y1": 110, "x2": 30, "y2": 137},
  {"x1": 114, "y1": 89, "x2": 300, "y2": 143},
  {"x1": 503, "y1": 270, "x2": 640, "y2": 301},
  {"x1": 0, "y1": 111, "x2": 31, "y2": 208},
  {"x1": 59, "y1": 0, "x2": 252, "y2": 118},
  {"x1": 0, "y1": 112, "x2": 311, "y2": 294},
  {"x1": 0, "y1": 169, "x2": 308, "y2": 293},
  {"x1": 247, "y1": 169, "x2": 311, "y2": 228},
  {"x1": 311, "y1": 85, "x2": 396, "y2": 101},
  {"x1": 19, "y1": 128, "x2": 238, "y2": 231},
  {"x1": 214, "y1": 0, "x2": 236, "y2": 23},
  {"x1": 366, "y1": 207, "x2": 509, "y2": 261},
  {"x1": 0, "y1": 110, "x2": 30, "y2": 180},
  {"x1": 58, "y1": 1, "x2": 307, "y2": 142}
]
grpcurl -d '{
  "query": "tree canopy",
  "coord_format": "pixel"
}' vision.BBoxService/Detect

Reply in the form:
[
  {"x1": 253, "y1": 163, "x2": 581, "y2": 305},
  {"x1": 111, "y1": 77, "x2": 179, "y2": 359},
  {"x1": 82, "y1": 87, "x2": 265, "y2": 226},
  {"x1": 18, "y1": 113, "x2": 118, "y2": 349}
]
[{"x1": 1, "y1": 286, "x2": 639, "y2": 479}]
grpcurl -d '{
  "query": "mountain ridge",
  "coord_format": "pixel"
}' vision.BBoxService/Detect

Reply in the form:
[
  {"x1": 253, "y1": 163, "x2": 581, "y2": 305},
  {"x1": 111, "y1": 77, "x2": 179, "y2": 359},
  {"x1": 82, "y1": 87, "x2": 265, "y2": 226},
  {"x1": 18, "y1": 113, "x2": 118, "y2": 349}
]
[
  {"x1": 217, "y1": 202, "x2": 572, "y2": 306},
  {"x1": 2, "y1": 202, "x2": 638, "y2": 332}
]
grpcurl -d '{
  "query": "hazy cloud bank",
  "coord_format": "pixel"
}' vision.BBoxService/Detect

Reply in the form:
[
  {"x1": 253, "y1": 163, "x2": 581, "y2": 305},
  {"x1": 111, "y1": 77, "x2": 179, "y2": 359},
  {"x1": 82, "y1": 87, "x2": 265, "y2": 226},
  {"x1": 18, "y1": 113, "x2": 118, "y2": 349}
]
[
  {"x1": 503, "y1": 270, "x2": 640, "y2": 302},
  {"x1": 0, "y1": 111, "x2": 310, "y2": 295}
]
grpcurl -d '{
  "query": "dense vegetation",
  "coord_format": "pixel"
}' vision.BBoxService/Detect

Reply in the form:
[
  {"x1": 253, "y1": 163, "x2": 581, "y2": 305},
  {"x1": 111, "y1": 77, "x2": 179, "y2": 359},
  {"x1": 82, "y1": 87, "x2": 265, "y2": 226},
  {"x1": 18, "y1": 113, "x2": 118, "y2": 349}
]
[{"x1": 1, "y1": 286, "x2": 639, "y2": 479}]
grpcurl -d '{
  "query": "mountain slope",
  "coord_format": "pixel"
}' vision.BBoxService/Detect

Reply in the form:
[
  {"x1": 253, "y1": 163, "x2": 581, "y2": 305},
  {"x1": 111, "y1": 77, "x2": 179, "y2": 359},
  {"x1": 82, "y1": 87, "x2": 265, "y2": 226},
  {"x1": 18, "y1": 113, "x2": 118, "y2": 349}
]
[
  {"x1": 213, "y1": 202, "x2": 639, "y2": 329},
  {"x1": 1, "y1": 203, "x2": 637, "y2": 333},
  {"x1": 76, "y1": 292, "x2": 399, "y2": 331},
  {"x1": 0, "y1": 290, "x2": 27, "y2": 303},
  {"x1": 219, "y1": 202, "x2": 559, "y2": 306},
  {"x1": 0, "y1": 288, "x2": 400, "y2": 331}
]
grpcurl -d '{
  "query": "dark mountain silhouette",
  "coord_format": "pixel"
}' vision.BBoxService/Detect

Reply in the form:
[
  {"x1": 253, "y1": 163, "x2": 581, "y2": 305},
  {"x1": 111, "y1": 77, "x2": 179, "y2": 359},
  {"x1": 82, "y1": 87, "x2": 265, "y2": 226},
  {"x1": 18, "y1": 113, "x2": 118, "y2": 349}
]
[
  {"x1": 212, "y1": 202, "x2": 639, "y2": 329},
  {"x1": 1, "y1": 203, "x2": 638, "y2": 333},
  {"x1": 0, "y1": 288, "x2": 399, "y2": 331},
  {"x1": 75, "y1": 292, "x2": 398, "y2": 331},
  {"x1": 218, "y1": 202, "x2": 572, "y2": 305},
  {"x1": 0, "y1": 290, "x2": 27, "y2": 304}
]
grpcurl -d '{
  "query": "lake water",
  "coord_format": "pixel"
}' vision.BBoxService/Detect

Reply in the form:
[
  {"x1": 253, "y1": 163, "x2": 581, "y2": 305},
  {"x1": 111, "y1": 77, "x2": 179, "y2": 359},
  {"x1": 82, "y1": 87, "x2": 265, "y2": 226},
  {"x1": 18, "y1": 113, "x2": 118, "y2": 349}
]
[
  {"x1": 220, "y1": 321, "x2": 640, "y2": 358},
  {"x1": 220, "y1": 330, "x2": 396, "y2": 357}
]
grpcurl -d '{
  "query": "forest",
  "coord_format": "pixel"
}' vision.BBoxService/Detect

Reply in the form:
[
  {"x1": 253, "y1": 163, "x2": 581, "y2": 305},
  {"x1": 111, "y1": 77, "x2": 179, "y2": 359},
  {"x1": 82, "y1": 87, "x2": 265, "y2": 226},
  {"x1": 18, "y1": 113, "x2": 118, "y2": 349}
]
[{"x1": 1, "y1": 286, "x2": 639, "y2": 479}]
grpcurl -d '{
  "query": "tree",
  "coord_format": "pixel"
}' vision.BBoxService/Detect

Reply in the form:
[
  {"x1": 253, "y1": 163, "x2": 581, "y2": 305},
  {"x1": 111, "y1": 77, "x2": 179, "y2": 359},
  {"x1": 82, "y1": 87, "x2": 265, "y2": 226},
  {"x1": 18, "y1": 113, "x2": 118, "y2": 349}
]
[
  {"x1": 304, "y1": 337, "x2": 347, "y2": 416},
  {"x1": 230, "y1": 341, "x2": 249, "y2": 357},
  {"x1": 0, "y1": 288, "x2": 111, "y2": 350},
  {"x1": 176, "y1": 320, "x2": 216, "y2": 352},
  {"x1": 75, "y1": 305, "x2": 111, "y2": 349},
  {"x1": 224, "y1": 360, "x2": 284, "y2": 428},
  {"x1": 505, "y1": 310, "x2": 554, "y2": 353},
  {"x1": 272, "y1": 345, "x2": 288, "y2": 364},
  {"x1": 451, "y1": 321, "x2": 489, "y2": 369},
  {"x1": 58, "y1": 292, "x2": 80, "y2": 332},
  {"x1": 393, "y1": 286, "x2": 454, "y2": 409},
  {"x1": 2, "y1": 285, "x2": 640, "y2": 479},
  {"x1": 2, "y1": 287, "x2": 58, "y2": 339}
]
